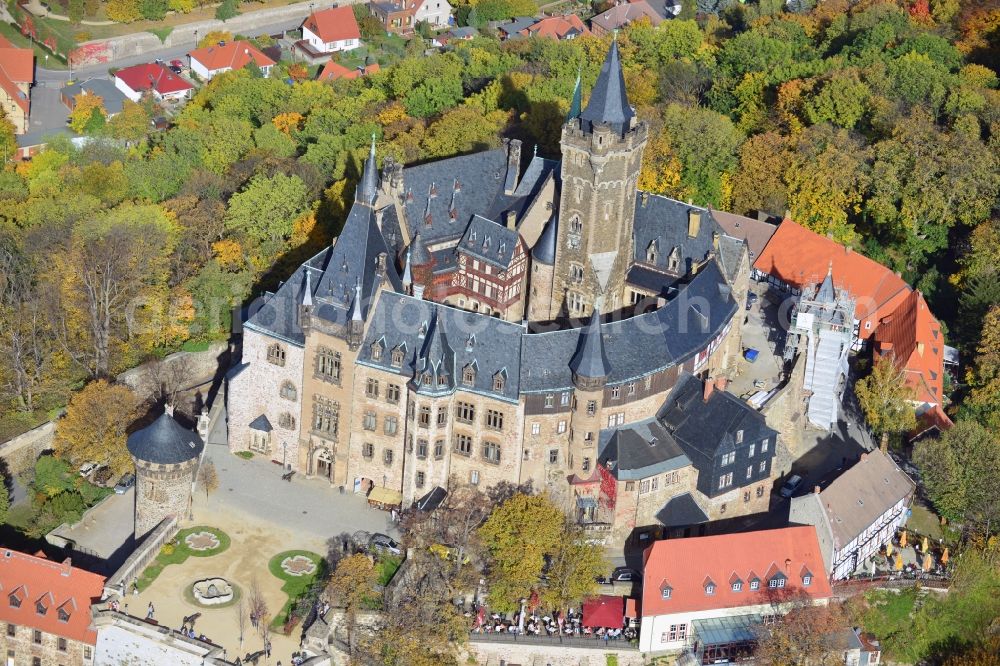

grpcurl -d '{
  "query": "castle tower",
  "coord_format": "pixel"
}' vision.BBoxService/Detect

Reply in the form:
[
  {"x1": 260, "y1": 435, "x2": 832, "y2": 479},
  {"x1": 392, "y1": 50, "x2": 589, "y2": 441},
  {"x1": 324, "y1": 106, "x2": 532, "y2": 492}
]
[
  {"x1": 126, "y1": 408, "x2": 205, "y2": 540},
  {"x1": 528, "y1": 214, "x2": 557, "y2": 322},
  {"x1": 550, "y1": 40, "x2": 648, "y2": 320},
  {"x1": 567, "y1": 302, "x2": 610, "y2": 478}
]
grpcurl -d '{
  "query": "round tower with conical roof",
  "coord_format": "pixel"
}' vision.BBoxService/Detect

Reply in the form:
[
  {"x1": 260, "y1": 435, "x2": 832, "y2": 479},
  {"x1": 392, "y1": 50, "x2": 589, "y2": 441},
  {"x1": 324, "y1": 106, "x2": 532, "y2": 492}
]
[
  {"x1": 127, "y1": 408, "x2": 205, "y2": 540},
  {"x1": 529, "y1": 214, "x2": 557, "y2": 322}
]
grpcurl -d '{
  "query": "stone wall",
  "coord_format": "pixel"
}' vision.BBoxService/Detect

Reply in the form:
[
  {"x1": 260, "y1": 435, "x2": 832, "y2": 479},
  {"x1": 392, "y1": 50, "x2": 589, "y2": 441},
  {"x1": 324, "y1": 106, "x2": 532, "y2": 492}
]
[
  {"x1": 134, "y1": 455, "x2": 197, "y2": 541},
  {"x1": 0, "y1": 622, "x2": 93, "y2": 666},
  {"x1": 0, "y1": 419, "x2": 55, "y2": 475},
  {"x1": 468, "y1": 638, "x2": 644, "y2": 666},
  {"x1": 106, "y1": 515, "x2": 179, "y2": 596},
  {"x1": 92, "y1": 609, "x2": 232, "y2": 665},
  {"x1": 116, "y1": 341, "x2": 229, "y2": 403},
  {"x1": 761, "y1": 352, "x2": 807, "y2": 473}
]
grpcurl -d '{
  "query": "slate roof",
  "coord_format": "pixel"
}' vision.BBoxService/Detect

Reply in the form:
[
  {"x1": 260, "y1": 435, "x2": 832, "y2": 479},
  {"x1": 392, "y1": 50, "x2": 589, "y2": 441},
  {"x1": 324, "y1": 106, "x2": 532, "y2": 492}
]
[
  {"x1": 401, "y1": 149, "x2": 509, "y2": 245},
  {"x1": 357, "y1": 137, "x2": 379, "y2": 206},
  {"x1": 498, "y1": 17, "x2": 538, "y2": 37},
  {"x1": 532, "y1": 215, "x2": 557, "y2": 265},
  {"x1": 488, "y1": 155, "x2": 559, "y2": 222},
  {"x1": 655, "y1": 492, "x2": 709, "y2": 528},
  {"x1": 590, "y1": 0, "x2": 664, "y2": 32},
  {"x1": 415, "y1": 486, "x2": 447, "y2": 511},
  {"x1": 458, "y1": 215, "x2": 519, "y2": 269},
  {"x1": 126, "y1": 412, "x2": 204, "y2": 465},
  {"x1": 358, "y1": 291, "x2": 523, "y2": 403},
  {"x1": 579, "y1": 40, "x2": 634, "y2": 136},
  {"x1": 63, "y1": 79, "x2": 128, "y2": 116},
  {"x1": 520, "y1": 259, "x2": 736, "y2": 391},
  {"x1": 626, "y1": 264, "x2": 681, "y2": 296},
  {"x1": 633, "y1": 195, "x2": 719, "y2": 274},
  {"x1": 658, "y1": 373, "x2": 778, "y2": 468},
  {"x1": 569, "y1": 308, "x2": 611, "y2": 379},
  {"x1": 710, "y1": 210, "x2": 776, "y2": 264},
  {"x1": 249, "y1": 414, "x2": 273, "y2": 432},
  {"x1": 716, "y1": 235, "x2": 746, "y2": 284},
  {"x1": 598, "y1": 418, "x2": 688, "y2": 480}
]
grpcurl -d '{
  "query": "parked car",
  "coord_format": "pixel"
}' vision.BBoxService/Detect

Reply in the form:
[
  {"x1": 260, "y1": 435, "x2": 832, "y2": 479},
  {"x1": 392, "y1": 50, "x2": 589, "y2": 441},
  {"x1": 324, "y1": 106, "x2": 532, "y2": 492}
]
[
  {"x1": 78, "y1": 461, "x2": 98, "y2": 477},
  {"x1": 369, "y1": 533, "x2": 401, "y2": 556},
  {"x1": 611, "y1": 567, "x2": 642, "y2": 582},
  {"x1": 779, "y1": 474, "x2": 804, "y2": 498},
  {"x1": 169, "y1": 59, "x2": 183, "y2": 74},
  {"x1": 746, "y1": 292, "x2": 759, "y2": 310},
  {"x1": 114, "y1": 473, "x2": 136, "y2": 494}
]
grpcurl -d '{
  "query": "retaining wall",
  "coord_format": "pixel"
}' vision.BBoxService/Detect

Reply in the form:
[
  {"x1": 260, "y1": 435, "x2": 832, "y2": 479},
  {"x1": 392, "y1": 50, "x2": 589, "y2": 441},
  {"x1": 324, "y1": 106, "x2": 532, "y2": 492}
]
[
  {"x1": 0, "y1": 420, "x2": 55, "y2": 475},
  {"x1": 106, "y1": 515, "x2": 179, "y2": 597}
]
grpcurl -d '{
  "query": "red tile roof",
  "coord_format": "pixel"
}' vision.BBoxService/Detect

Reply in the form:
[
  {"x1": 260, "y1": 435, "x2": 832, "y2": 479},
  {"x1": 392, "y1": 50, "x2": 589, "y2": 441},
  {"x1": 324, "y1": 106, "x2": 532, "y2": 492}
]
[
  {"x1": 524, "y1": 14, "x2": 590, "y2": 40},
  {"x1": 875, "y1": 290, "x2": 946, "y2": 406},
  {"x1": 754, "y1": 220, "x2": 911, "y2": 339},
  {"x1": 641, "y1": 526, "x2": 832, "y2": 617},
  {"x1": 318, "y1": 60, "x2": 380, "y2": 81},
  {"x1": 188, "y1": 39, "x2": 275, "y2": 74},
  {"x1": 115, "y1": 63, "x2": 193, "y2": 95},
  {"x1": 0, "y1": 39, "x2": 33, "y2": 115},
  {"x1": 0, "y1": 549, "x2": 105, "y2": 645},
  {"x1": 303, "y1": 6, "x2": 361, "y2": 44},
  {"x1": 591, "y1": 0, "x2": 663, "y2": 32}
]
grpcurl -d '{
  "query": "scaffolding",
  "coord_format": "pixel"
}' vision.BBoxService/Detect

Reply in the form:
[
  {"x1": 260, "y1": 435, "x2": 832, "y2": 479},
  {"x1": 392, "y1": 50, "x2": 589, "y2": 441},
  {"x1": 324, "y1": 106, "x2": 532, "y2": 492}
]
[{"x1": 784, "y1": 266, "x2": 856, "y2": 430}]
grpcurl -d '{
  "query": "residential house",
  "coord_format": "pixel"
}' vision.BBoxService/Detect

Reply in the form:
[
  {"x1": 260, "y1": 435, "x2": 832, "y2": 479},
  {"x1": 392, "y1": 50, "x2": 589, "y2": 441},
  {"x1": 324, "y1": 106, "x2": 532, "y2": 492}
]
[
  {"x1": 371, "y1": 0, "x2": 452, "y2": 33},
  {"x1": 432, "y1": 26, "x2": 477, "y2": 46},
  {"x1": 789, "y1": 449, "x2": 915, "y2": 580},
  {"x1": 0, "y1": 548, "x2": 105, "y2": 666},
  {"x1": 639, "y1": 525, "x2": 833, "y2": 659},
  {"x1": 496, "y1": 17, "x2": 538, "y2": 40},
  {"x1": 0, "y1": 36, "x2": 33, "y2": 134},
  {"x1": 301, "y1": 6, "x2": 362, "y2": 56},
  {"x1": 188, "y1": 40, "x2": 276, "y2": 81},
  {"x1": 114, "y1": 63, "x2": 193, "y2": 103},
  {"x1": 590, "y1": 0, "x2": 664, "y2": 35},
  {"x1": 523, "y1": 14, "x2": 589, "y2": 40},
  {"x1": 318, "y1": 61, "x2": 380, "y2": 81},
  {"x1": 60, "y1": 79, "x2": 129, "y2": 117}
]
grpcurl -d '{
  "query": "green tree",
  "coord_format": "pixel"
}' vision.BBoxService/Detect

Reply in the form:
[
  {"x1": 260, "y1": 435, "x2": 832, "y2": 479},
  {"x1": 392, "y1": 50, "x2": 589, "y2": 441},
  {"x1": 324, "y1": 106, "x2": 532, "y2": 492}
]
[
  {"x1": 855, "y1": 355, "x2": 917, "y2": 451},
  {"x1": 108, "y1": 100, "x2": 150, "y2": 143},
  {"x1": 215, "y1": 0, "x2": 240, "y2": 21},
  {"x1": 0, "y1": 112, "x2": 16, "y2": 162},
  {"x1": 68, "y1": 94, "x2": 106, "y2": 133},
  {"x1": 539, "y1": 523, "x2": 606, "y2": 616},
  {"x1": 224, "y1": 173, "x2": 309, "y2": 244},
  {"x1": 139, "y1": 0, "x2": 168, "y2": 20},
  {"x1": 326, "y1": 554, "x2": 378, "y2": 656},
  {"x1": 54, "y1": 379, "x2": 138, "y2": 475},
  {"x1": 422, "y1": 106, "x2": 505, "y2": 158},
  {"x1": 803, "y1": 71, "x2": 870, "y2": 129},
  {"x1": 914, "y1": 420, "x2": 1000, "y2": 534},
  {"x1": 68, "y1": 0, "x2": 85, "y2": 23},
  {"x1": 660, "y1": 103, "x2": 741, "y2": 206},
  {"x1": 478, "y1": 493, "x2": 564, "y2": 612},
  {"x1": 965, "y1": 305, "x2": 1000, "y2": 430}
]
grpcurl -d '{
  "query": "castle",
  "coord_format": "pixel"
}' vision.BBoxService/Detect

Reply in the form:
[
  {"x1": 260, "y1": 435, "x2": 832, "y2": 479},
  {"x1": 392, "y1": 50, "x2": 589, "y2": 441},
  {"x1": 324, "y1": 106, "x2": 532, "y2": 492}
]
[{"x1": 227, "y1": 42, "x2": 769, "y2": 543}]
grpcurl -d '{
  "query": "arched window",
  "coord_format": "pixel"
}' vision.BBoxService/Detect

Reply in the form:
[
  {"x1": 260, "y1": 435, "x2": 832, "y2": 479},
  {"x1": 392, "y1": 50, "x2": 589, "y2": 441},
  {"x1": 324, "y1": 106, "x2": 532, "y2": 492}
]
[
  {"x1": 280, "y1": 381, "x2": 297, "y2": 401},
  {"x1": 570, "y1": 216, "x2": 582, "y2": 234},
  {"x1": 267, "y1": 343, "x2": 286, "y2": 367},
  {"x1": 279, "y1": 413, "x2": 296, "y2": 429}
]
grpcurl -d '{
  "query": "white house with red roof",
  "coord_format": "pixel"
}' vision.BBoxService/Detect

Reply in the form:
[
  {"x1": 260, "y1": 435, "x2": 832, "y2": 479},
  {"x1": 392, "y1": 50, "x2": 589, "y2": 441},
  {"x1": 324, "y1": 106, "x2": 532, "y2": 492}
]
[
  {"x1": 639, "y1": 526, "x2": 832, "y2": 658},
  {"x1": 302, "y1": 5, "x2": 361, "y2": 55},
  {"x1": 188, "y1": 39, "x2": 276, "y2": 81},
  {"x1": 0, "y1": 36, "x2": 34, "y2": 134},
  {"x1": 114, "y1": 63, "x2": 193, "y2": 103},
  {"x1": 0, "y1": 548, "x2": 105, "y2": 665}
]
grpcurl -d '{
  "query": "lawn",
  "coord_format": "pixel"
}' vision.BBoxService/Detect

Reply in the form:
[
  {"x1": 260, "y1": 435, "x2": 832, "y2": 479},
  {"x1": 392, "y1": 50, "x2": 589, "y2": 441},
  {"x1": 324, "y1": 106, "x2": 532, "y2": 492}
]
[
  {"x1": 135, "y1": 526, "x2": 231, "y2": 592},
  {"x1": 0, "y1": 22, "x2": 69, "y2": 70},
  {"x1": 267, "y1": 550, "x2": 326, "y2": 631},
  {"x1": 375, "y1": 554, "x2": 402, "y2": 586}
]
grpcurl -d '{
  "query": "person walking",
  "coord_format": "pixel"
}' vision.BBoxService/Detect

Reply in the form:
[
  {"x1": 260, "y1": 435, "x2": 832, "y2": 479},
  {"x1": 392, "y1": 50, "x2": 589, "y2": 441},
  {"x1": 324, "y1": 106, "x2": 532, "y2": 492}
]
[{"x1": 146, "y1": 602, "x2": 155, "y2": 620}]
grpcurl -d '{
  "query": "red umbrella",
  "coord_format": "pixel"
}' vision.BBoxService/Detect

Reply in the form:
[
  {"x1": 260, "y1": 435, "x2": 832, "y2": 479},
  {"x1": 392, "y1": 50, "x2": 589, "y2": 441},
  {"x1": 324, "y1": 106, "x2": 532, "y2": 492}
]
[
  {"x1": 528, "y1": 590, "x2": 540, "y2": 612},
  {"x1": 475, "y1": 607, "x2": 485, "y2": 628},
  {"x1": 582, "y1": 595, "x2": 624, "y2": 628}
]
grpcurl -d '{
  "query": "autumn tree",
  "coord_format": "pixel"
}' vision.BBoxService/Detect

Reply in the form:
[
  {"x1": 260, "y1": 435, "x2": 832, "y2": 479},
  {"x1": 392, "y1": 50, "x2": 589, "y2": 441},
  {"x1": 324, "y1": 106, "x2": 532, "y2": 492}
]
[
  {"x1": 965, "y1": 305, "x2": 1000, "y2": 430},
  {"x1": 198, "y1": 459, "x2": 219, "y2": 498},
  {"x1": 478, "y1": 493, "x2": 565, "y2": 612},
  {"x1": 327, "y1": 553, "x2": 378, "y2": 656},
  {"x1": 198, "y1": 31, "x2": 233, "y2": 48},
  {"x1": 637, "y1": 122, "x2": 688, "y2": 200},
  {"x1": 754, "y1": 601, "x2": 851, "y2": 665},
  {"x1": 660, "y1": 102, "x2": 741, "y2": 206},
  {"x1": 0, "y1": 112, "x2": 16, "y2": 161},
  {"x1": 727, "y1": 131, "x2": 791, "y2": 216},
  {"x1": 223, "y1": 173, "x2": 309, "y2": 244},
  {"x1": 539, "y1": 523, "x2": 606, "y2": 616},
  {"x1": 68, "y1": 94, "x2": 106, "y2": 134},
  {"x1": 54, "y1": 380, "x2": 138, "y2": 475},
  {"x1": 914, "y1": 419, "x2": 1000, "y2": 536},
  {"x1": 107, "y1": 100, "x2": 150, "y2": 143},
  {"x1": 855, "y1": 355, "x2": 917, "y2": 451}
]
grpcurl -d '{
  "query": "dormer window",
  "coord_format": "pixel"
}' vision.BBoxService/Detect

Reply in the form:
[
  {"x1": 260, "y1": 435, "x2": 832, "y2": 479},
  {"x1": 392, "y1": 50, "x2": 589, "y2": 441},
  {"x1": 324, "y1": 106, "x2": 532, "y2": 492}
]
[
  {"x1": 705, "y1": 583, "x2": 715, "y2": 596},
  {"x1": 8, "y1": 593, "x2": 21, "y2": 608},
  {"x1": 768, "y1": 575, "x2": 786, "y2": 589},
  {"x1": 660, "y1": 581, "x2": 672, "y2": 599},
  {"x1": 391, "y1": 345, "x2": 405, "y2": 367},
  {"x1": 35, "y1": 600, "x2": 47, "y2": 616},
  {"x1": 803, "y1": 574, "x2": 812, "y2": 587},
  {"x1": 493, "y1": 371, "x2": 506, "y2": 392},
  {"x1": 57, "y1": 607, "x2": 70, "y2": 623},
  {"x1": 749, "y1": 577, "x2": 760, "y2": 591},
  {"x1": 422, "y1": 373, "x2": 432, "y2": 386},
  {"x1": 463, "y1": 364, "x2": 476, "y2": 386},
  {"x1": 646, "y1": 240, "x2": 658, "y2": 264},
  {"x1": 371, "y1": 341, "x2": 384, "y2": 361},
  {"x1": 667, "y1": 247, "x2": 681, "y2": 272}
]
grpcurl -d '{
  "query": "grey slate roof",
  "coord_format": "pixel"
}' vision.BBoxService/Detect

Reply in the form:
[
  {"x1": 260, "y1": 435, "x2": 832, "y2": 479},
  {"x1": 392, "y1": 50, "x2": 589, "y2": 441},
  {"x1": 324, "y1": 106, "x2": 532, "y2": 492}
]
[
  {"x1": 532, "y1": 215, "x2": 558, "y2": 265},
  {"x1": 488, "y1": 155, "x2": 559, "y2": 223},
  {"x1": 410, "y1": 233, "x2": 431, "y2": 265},
  {"x1": 598, "y1": 417, "x2": 688, "y2": 480},
  {"x1": 498, "y1": 17, "x2": 538, "y2": 36},
  {"x1": 716, "y1": 235, "x2": 746, "y2": 284},
  {"x1": 633, "y1": 194, "x2": 719, "y2": 274},
  {"x1": 63, "y1": 78, "x2": 128, "y2": 115},
  {"x1": 569, "y1": 309, "x2": 611, "y2": 379},
  {"x1": 626, "y1": 264, "x2": 681, "y2": 296},
  {"x1": 249, "y1": 414, "x2": 273, "y2": 432},
  {"x1": 401, "y1": 149, "x2": 509, "y2": 245},
  {"x1": 359, "y1": 291, "x2": 523, "y2": 403},
  {"x1": 126, "y1": 412, "x2": 204, "y2": 465},
  {"x1": 458, "y1": 215, "x2": 519, "y2": 269},
  {"x1": 579, "y1": 40, "x2": 634, "y2": 136},
  {"x1": 357, "y1": 137, "x2": 379, "y2": 206},
  {"x1": 415, "y1": 306, "x2": 457, "y2": 394},
  {"x1": 520, "y1": 259, "x2": 737, "y2": 391},
  {"x1": 655, "y1": 492, "x2": 709, "y2": 527},
  {"x1": 379, "y1": 205, "x2": 406, "y2": 261},
  {"x1": 658, "y1": 373, "x2": 779, "y2": 467}
]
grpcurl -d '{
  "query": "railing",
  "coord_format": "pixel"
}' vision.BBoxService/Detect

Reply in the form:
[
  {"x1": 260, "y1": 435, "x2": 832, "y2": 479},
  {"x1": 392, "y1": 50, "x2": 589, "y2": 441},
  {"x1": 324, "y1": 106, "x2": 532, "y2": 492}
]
[{"x1": 468, "y1": 631, "x2": 639, "y2": 650}]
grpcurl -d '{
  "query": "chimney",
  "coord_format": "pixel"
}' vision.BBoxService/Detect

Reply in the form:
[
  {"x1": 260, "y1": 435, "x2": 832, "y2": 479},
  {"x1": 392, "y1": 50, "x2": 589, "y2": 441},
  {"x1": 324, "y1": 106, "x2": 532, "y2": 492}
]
[
  {"x1": 783, "y1": 209, "x2": 792, "y2": 221},
  {"x1": 784, "y1": 558, "x2": 791, "y2": 573},
  {"x1": 703, "y1": 378, "x2": 715, "y2": 402},
  {"x1": 712, "y1": 231, "x2": 719, "y2": 251},
  {"x1": 505, "y1": 210, "x2": 516, "y2": 230},
  {"x1": 505, "y1": 139, "x2": 522, "y2": 195},
  {"x1": 687, "y1": 210, "x2": 701, "y2": 239},
  {"x1": 813, "y1": 485, "x2": 821, "y2": 494},
  {"x1": 845, "y1": 246, "x2": 852, "y2": 254},
  {"x1": 640, "y1": 192, "x2": 648, "y2": 207},
  {"x1": 376, "y1": 252, "x2": 387, "y2": 278},
  {"x1": 60, "y1": 557, "x2": 72, "y2": 577}
]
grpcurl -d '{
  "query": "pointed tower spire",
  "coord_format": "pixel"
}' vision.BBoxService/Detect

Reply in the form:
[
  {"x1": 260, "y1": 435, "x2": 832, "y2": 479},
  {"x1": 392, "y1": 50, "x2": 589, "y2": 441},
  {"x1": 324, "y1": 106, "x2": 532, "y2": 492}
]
[
  {"x1": 356, "y1": 133, "x2": 378, "y2": 206},
  {"x1": 401, "y1": 245, "x2": 413, "y2": 290},
  {"x1": 532, "y1": 214, "x2": 558, "y2": 266},
  {"x1": 567, "y1": 67, "x2": 582, "y2": 122},
  {"x1": 816, "y1": 260, "x2": 836, "y2": 303},
  {"x1": 579, "y1": 40, "x2": 634, "y2": 136},
  {"x1": 302, "y1": 268, "x2": 314, "y2": 308},
  {"x1": 569, "y1": 297, "x2": 611, "y2": 384},
  {"x1": 351, "y1": 276, "x2": 363, "y2": 321}
]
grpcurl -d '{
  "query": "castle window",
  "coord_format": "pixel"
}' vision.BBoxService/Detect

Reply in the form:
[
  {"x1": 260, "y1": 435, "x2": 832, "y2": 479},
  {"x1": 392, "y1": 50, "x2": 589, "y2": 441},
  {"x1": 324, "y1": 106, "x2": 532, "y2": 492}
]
[
  {"x1": 483, "y1": 441, "x2": 501, "y2": 464},
  {"x1": 470, "y1": 469, "x2": 480, "y2": 485},
  {"x1": 391, "y1": 346, "x2": 405, "y2": 367},
  {"x1": 279, "y1": 413, "x2": 296, "y2": 430},
  {"x1": 363, "y1": 443, "x2": 374, "y2": 458},
  {"x1": 646, "y1": 240, "x2": 658, "y2": 264},
  {"x1": 567, "y1": 292, "x2": 584, "y2": 313},
  {"x1": 493, "y1": 371, "x2": 506, "y2": 392},
  {"x1": 582, "y1": 457, "x2": 591, "y2": 472},
  {"x1": 455, "y1": 434, "x2": 473, "y2": 456},
  {"x1": 316, "y1": 347, "x2": 341, "y2": 383},
  {"x1": 371, "y1": 341, "x2": 384, "y2": 361},
  {"x1": 549, "y1": 449, "x2": 558, "y2": 464},
  {"x1": 557, "y1": 420, "x2": 566, "y2": 434},
  {"x1": 267, "y1": 343, "x2": 286, "y2": 367},
  {"x1": 463, "y1": 364, "x2": 476, "y2": 386},
  {"x1": 531, "y1": 423, "x2": 540, "y2": 435},
  {"x1": 586, "y1": 400, "x2": 597, "y2": 416},
  {"x1": 736, "y1": 429, "x2": 744, "y2": 444},
  {"x1": 437, "y1": 409, "x2": 447, "y2": 427},
  {"x1": 280, "y1": 381, "x2": 297, "y2": 401},
  {"x1": 611, "y1": 386, "x2": 620, "y2": 399},
  {"x1": 417, "y1": 439, "x2": 428, "y2": 459},
  {"x1": 363, "y1": 411, "x2": 377, "y2": 431},
  {"x1": 418, "y1": 406, "x2": 431, "y2": 428},
  {"x1": 544, "y1": 394, "x2": 554, "y2": 408},
  {"x1": 569, "y1": 263, "x2": 584, "y2": 283},
  {"x1": 485, "y1": 409, "x2": 504, "y2": 431},
  {"x1": 455, "y1": 401, "x2": 475, "y2": 423},
  {"x1": 366, "y1": 378, "x2": 380, "y2": 399},
  {"x1": 386, "y1": 384, "x2": 401, "y2": 404},
  {"x1": 57, "y1": 637, "x2": 67, "y2": 651},
  {"x1": 627, "y1": 382, "x2": 636, "y2": 396},
  {"x1": 434, "y1": 439, "x2": 444, "y2": 459},
  {"x1": 416, "y1": 471, "x2": 425, "y2": 488},
  {"x1": 570, "y1": 215, "x2": 582, "y2": 234},
  {"x1": 561, "y1": 392, "x2": 570, "y2": 406},
  {"x1": 312, "y1": 397, "x2": 339, "y2": 437},
  {"x1": 384, "y1": 416, "x2": 398, "y2": 435},
  {"x1": 383, "y1": 449, "x2": 394, "y2": 465},
  {"x1": 249, "y1": 430, "x2": 270, "y2": 454}
]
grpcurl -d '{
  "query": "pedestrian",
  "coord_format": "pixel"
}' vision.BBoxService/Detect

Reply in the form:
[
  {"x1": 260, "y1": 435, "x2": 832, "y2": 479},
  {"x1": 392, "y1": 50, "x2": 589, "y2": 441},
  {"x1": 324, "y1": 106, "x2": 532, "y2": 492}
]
[
  {"x1": 265, "y1": 639, "x2": 271, "y2": 658},
  {"x1": 132, "y1": 581, "x2": 139, "y2": 596},
  {"x1": 146, "y1": 602, "x2": 154, "y2": 620},
  {"x1": 123, "y1": 603, "x2": 128, "y2": 615}
]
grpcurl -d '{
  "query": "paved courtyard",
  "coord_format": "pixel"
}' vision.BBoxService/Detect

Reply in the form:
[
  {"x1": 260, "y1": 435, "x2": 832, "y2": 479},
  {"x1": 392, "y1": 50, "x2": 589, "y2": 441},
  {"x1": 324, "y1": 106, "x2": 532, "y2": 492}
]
[{"x1": 48, "y1": 488, "x2": 135, "y2": 574}]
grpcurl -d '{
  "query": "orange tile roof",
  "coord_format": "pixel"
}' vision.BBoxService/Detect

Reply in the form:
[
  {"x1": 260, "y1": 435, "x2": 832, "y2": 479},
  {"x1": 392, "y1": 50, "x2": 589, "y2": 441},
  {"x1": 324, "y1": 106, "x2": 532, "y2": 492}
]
[
  {"x1": 303, "y1": 6, "x2": 361, "y2": 44},
  {"x1": 875, "y1": 290, "x2": 945, "y2": 406},
  {"x1": 188, "y1": 40, "x2": 275, "y2": 73},
  {"x1": 0, "y1": 549, "x2": 105, "y2": 645},
  {"x1": 317, "y1": 60, "x2": 380, "y2": 81},
  {"x1": 754, "y1": 220, "x2": 911, "y2": 339},
  {"x1": 524, "y1": 15, "x2": 589, "y2": 40},
  {"x1": 0, "y1": 41, "x2": 33, "y2": 115},
  {"x1": 641, "y1": 526, "x2": 832, "y2": 617}
]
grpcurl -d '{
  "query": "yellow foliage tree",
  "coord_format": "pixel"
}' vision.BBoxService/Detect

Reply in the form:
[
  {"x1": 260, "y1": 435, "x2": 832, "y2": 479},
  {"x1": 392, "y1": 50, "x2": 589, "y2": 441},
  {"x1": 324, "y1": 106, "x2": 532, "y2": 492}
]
[
  {"x1": 212, "y1": 238, "x2": 245, "y2": 270},
  {"x1": 68, "y1": 94, "x2": 106, "y2": 133},
  {"x1": 198, "y1": 30, "x2": 232, "y2": 48},
  {"x1": 104, "y1": 0, "x2": 142, "y2": 22},
  {"x1": 54, "y1": 380, "x2": 138, "y2": 475},
  {"x1": 376, "y1": 102, "x2": 410, "y2": 128},
  {"x1": 272, "y1": 112, "x2": 304, "y2": 136},
  {"x1": 637, "y1": 128, "x2": 688, "y2": 200}
]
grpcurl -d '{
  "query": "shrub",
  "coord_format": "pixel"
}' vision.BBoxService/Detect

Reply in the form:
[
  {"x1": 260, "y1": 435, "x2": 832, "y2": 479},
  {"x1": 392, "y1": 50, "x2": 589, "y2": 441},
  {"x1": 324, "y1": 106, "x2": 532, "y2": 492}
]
[
  {"x1": 161, "y1": 542, "x2": 176, "y2": 556},
  {"x1": 236, "y1": 450, "x2": 253, "y2": 460}
]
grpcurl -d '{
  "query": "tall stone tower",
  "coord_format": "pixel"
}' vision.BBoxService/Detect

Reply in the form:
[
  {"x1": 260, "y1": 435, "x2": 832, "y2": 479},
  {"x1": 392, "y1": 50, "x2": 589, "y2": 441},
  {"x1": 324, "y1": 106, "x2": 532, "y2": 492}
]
[
  {"x1": 549, "y1": 41, "x2": 648, "y2": 320},
  {"x1": 567, "y1": 302, "x2": 610, "y2": 478},
  {"x1": 126, "y1": 408, "x2": 205, "y2": 541}
]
